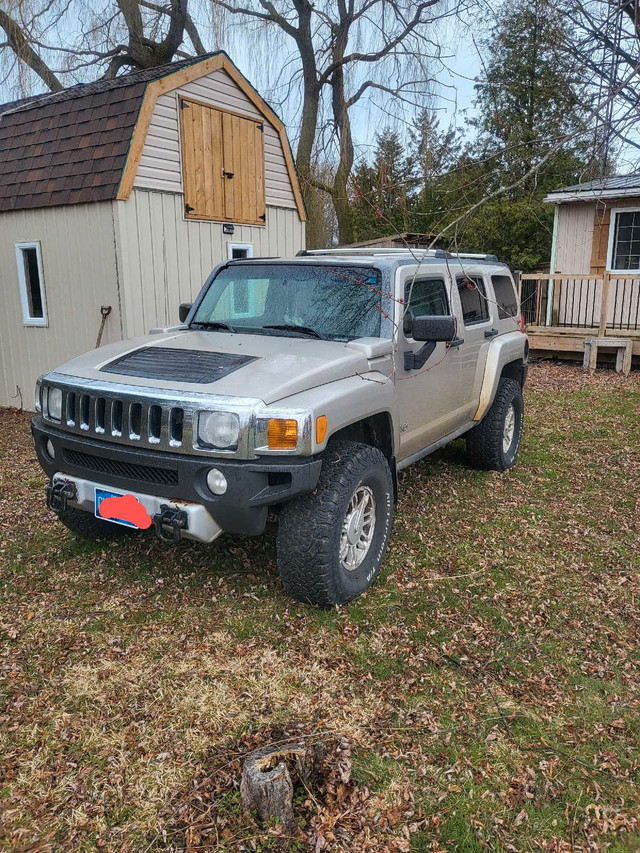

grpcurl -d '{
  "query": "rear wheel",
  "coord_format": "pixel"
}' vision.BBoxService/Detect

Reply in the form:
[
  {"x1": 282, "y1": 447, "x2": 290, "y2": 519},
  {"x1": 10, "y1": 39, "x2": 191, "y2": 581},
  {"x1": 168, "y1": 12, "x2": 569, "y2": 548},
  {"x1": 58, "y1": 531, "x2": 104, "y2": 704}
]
[
  {"x1": 56, "y1": 505, "x2": 136, "y2": 540},
  {"x1": 466, "y1": 377, "x2": 524, "y2": 471},
  {"x1": 276, "y1": 441, "x2": 394, "y2": 607}
]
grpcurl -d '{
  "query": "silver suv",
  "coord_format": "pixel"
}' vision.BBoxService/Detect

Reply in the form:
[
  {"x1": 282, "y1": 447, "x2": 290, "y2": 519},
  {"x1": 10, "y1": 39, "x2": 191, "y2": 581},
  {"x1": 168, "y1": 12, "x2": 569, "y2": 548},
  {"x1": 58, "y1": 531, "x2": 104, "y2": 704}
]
[{"x1": 32, "y1": 248, "x2": 528, "y2": 606}]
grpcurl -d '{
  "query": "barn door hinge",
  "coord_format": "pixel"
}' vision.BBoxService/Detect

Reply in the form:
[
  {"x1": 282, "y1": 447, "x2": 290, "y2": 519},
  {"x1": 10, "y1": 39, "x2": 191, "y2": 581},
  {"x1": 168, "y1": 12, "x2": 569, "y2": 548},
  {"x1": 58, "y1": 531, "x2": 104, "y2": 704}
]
[
  {"x1": 257, "y1": 123, "x2": 264, "y2": 132},
  {"x1": 259, "y1": 212, "x2": 266, "y2": 222},
  {"x1": 185, "y1": 203, "x2": 195, "y2": 214},
  {"x1": 180, "y1": 99, "x2": 190, "y2": 109}
]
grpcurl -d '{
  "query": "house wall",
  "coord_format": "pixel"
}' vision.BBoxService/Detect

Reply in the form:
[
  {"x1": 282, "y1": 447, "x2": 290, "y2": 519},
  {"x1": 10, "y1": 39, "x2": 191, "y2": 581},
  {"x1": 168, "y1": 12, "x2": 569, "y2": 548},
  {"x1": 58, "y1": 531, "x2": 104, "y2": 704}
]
[
  {"x1": 0, "y1": 202, "x2": 122, "y2": 409},
  {"x1": 114, "y1": 188, "x2": 305, "y2": 337},
  {"x1": 134, "y1": 69, "x2": 297, "y2": 211},
  {"x1": 554, "y1": 201, "x2": 596, "y2": 274}
]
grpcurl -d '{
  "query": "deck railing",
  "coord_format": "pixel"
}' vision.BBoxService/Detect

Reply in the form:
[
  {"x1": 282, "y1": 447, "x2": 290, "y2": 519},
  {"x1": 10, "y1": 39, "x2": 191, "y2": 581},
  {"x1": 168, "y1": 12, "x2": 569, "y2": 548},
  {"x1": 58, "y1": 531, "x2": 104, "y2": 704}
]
[{"x1": 518, "y1": 273, "x2": 640, "y2": 333}]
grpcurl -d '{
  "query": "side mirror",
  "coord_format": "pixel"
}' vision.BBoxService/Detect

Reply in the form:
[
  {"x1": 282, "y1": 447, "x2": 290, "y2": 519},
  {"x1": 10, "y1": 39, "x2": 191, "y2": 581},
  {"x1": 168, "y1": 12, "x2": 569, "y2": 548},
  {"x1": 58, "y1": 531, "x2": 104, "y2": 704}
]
[
  {"x1": 411, "y1": 315, "x2": 456, "y2": 342},
  {"x1": 179, "y1": 302, "x2": 192, "y2": 323}
]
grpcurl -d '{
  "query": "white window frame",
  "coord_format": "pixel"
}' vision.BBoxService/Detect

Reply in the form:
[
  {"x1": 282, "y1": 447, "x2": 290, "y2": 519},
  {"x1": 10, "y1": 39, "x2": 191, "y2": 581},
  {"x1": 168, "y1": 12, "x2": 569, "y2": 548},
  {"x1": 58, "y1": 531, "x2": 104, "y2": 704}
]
[
  {"x1": 606, "y1": 206, "x2": 640, "y2": 273},
  {"x1": 15, "y1": 241, "x2": 48, "y2": 326},
  {"x1": 227, "y1": 242, "x2": 254, "y2": 260},
  {"x1": 227, "y1": 243, "x2": 255, "y2": 317}
]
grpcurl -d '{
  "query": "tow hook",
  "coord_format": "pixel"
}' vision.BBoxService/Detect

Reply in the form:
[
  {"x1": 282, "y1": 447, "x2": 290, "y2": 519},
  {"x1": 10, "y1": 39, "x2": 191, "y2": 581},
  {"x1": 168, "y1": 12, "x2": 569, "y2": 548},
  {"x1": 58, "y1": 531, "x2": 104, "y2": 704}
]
[
  {"x1": 153, "y1": 505, "x2": 188, "y2": 543},
  {"x1": 46, "y1": 480, "x2": 77, "y2": 513}
]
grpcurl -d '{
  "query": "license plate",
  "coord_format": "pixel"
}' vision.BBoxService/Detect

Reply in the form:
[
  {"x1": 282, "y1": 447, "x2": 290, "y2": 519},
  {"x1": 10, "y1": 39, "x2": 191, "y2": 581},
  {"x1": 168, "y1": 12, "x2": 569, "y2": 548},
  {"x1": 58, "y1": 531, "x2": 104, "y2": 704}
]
[{"x1": 95, "y1": 488, "x2": 141, "y2": 528}]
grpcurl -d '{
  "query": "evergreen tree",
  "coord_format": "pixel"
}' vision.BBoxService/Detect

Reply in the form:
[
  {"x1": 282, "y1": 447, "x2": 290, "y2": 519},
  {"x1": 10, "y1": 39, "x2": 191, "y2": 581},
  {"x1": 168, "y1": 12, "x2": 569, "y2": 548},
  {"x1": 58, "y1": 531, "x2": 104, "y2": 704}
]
[{"x1": 351, "y1": 127, "x2": 413, "y2": 242}]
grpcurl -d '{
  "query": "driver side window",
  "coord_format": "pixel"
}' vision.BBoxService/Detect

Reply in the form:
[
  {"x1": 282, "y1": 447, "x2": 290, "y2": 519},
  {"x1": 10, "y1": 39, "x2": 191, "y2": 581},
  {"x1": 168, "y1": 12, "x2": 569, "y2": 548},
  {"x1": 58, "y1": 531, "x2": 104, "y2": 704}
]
[{"x1": 403, "y1": 278, "x2": 449, "y2": 337}]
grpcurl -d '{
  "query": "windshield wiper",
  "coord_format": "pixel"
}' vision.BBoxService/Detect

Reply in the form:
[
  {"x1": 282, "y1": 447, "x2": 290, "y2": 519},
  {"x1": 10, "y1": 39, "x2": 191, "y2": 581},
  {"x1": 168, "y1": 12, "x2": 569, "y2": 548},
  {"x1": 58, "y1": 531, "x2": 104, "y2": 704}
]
[
  {"x1": 262, "y1": 324, "x2": 327, "y2": 340},
  {"x1": 190, "y1": 320, "x2": 236, "y2": 332}
]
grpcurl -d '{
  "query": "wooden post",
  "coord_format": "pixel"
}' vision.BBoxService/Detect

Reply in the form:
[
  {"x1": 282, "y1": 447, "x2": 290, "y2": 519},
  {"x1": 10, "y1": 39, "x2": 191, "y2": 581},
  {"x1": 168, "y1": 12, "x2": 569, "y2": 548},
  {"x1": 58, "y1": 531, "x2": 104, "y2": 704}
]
[{"x1": 598, "y1": 272, "x2": 611, "y2": 337}]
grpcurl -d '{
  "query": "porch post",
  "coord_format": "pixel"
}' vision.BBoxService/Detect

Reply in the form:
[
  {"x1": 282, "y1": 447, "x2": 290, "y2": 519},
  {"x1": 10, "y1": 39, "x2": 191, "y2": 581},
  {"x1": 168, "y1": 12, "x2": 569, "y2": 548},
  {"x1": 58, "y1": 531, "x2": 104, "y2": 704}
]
[
  {"x1": 545, "y1": 204, "x2": 560, "y2": 326},
  {"x1": 598, "y1": 271, "x2": 611, "y2": 337}
]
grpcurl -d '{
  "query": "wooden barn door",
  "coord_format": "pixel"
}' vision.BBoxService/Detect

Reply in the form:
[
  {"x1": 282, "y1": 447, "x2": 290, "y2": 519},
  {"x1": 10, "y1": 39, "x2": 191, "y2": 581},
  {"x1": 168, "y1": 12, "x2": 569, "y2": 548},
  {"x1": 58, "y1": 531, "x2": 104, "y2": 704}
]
[{"x1": 181, "y1": 98, "x2": 265, "y2": 225}]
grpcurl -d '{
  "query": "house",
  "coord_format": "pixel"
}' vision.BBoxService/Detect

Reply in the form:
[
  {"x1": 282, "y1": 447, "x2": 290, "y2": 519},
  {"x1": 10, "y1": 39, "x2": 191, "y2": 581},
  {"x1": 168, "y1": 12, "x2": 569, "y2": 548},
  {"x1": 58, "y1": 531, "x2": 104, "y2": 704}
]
[
  {"x1": 518, "y1": 175, "x2": 640, "y2": 363},
  {"x1": 0, "y1": 52, "x2": 306, "y2": 408}
]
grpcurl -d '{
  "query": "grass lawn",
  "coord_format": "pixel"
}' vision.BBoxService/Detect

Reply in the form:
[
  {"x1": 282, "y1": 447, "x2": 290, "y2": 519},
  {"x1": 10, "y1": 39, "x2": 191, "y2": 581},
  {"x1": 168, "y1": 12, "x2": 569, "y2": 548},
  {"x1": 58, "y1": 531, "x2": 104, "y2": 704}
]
[{"x1": 1, "y1": 363, "x2": 639, "y2": 852}]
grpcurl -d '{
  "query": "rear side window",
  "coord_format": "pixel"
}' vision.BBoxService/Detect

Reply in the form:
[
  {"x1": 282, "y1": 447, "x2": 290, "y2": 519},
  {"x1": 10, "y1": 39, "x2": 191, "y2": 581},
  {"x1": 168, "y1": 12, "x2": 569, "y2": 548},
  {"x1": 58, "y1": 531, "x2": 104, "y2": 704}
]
[
  {"x1": 492, "y1": 275, "x2": 518, "y2": 320},
  {"x1": 457, "y1": 276, "x2": 489, "y2": 324},
  {"x1": 404, "y1": 278, "x2": 449, "y2": 336}
]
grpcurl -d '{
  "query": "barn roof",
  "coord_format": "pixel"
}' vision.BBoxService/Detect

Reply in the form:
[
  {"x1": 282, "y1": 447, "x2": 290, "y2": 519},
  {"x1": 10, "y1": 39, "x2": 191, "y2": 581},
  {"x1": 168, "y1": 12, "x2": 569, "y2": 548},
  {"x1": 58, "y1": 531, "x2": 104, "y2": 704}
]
[
  {"x1": 544, "y1": 173, "x2": 640, "y2": 204},
  {"x1": 0, "y1": 52, "x2": 306, "y2": 219}
]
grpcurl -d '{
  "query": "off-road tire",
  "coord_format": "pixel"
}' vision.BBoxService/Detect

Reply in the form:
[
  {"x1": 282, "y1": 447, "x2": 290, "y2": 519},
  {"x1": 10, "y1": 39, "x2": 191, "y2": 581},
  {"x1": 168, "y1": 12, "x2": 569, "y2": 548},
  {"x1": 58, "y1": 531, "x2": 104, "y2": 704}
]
[
  {"x1": 466, "y1": 377, "x2": 524, "y2": 471},
  {"x1": 56, "y1": 505, "x2": 136, "y2": 540},
  {"x1": 276, "y1": 441, "x2": 394, "y2": 607}
]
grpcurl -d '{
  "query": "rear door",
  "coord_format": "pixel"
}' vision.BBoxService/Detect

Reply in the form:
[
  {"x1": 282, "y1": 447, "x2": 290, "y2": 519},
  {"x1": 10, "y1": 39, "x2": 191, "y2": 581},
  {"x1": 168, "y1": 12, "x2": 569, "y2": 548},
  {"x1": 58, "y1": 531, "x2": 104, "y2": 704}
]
[{"x1": 454, "y1": 269, "x2": 496, "y2": 419}]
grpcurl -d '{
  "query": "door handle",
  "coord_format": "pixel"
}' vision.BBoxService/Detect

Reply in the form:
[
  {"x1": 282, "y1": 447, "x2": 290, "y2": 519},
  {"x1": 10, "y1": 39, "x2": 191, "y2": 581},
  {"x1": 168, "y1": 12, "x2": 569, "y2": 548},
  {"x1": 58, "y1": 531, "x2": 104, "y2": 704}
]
[
  {"x1": 447, "y1": 337, "x2": 464, "y2": 348},
  {"x1": 484, "y1": 328, "x2": 499, "y2": 338},
  {"x1": 223, "y1": 170, "x2": 234, "y2": 179}
]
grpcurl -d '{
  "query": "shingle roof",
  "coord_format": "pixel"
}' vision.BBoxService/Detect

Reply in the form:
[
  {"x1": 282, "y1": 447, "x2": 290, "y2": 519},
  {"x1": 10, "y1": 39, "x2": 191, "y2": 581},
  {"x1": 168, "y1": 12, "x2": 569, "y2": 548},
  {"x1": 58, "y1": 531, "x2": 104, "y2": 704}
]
[
  {"x1": 0, "y1": 53, "x2": 221, "y2": 213},
  {"x1": 544, "y1": 173, "x2": 640, "y2": 203}
]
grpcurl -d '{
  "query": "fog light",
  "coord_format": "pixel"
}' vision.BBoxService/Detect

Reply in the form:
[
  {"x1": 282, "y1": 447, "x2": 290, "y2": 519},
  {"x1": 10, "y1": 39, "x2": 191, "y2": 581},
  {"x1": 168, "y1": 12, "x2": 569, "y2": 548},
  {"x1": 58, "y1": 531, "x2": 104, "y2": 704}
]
[
  {"x1": 46, "y1": 439, "x2": 55, "y2": 460},
  {"x1": 206, "y1": 467, "x2": 227, "y2": 495}
]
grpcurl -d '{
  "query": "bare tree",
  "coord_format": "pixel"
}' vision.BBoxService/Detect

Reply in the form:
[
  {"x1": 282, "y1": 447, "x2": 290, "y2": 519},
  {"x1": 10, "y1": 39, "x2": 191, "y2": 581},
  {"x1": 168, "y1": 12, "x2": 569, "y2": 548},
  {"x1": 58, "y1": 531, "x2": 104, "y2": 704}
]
[
  {"x1": 213, "y1": 0, "x2": 469, "y2": 245},
  {"x1": 0, "y1": 0, "x2": 207, "y2": 97},
  {"x1": 559, "y1": 0, "x2": 640, "y2": 170}
]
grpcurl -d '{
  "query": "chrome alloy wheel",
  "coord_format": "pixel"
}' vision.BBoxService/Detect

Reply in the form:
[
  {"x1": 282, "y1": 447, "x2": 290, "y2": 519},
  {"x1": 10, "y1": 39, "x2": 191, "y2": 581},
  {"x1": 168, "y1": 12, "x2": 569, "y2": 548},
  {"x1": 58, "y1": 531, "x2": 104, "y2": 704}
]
[
  {"x1": 339, "y1": 485, "x2": 376, "y2": 571},
  {"x1": 503, "y1": 402, "x2": 516, "y2": 453}
]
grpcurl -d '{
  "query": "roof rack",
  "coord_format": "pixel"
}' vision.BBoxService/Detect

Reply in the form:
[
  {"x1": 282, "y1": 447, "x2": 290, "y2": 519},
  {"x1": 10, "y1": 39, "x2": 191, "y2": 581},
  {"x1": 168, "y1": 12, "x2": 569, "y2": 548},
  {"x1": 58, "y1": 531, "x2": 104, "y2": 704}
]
[
  {"x1": 296, "y1": 248, "x2": 449, "y2": 257},
  {"x1": 296, "y1": 248, "x2": 499, "y2": 262}
]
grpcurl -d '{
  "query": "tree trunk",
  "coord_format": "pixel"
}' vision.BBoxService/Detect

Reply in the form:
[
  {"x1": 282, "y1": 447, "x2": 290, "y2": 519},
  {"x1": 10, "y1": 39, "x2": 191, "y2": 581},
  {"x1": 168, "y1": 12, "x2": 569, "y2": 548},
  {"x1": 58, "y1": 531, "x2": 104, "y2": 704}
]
[{"x1": 240, "y1": 742, "x2": 322, "y2": 839}]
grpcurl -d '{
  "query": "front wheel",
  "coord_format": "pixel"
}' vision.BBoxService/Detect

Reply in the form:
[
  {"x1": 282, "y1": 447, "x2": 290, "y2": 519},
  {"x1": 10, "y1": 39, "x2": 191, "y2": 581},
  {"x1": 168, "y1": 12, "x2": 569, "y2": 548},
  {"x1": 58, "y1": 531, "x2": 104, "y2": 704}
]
[
  {"x1": 466, "y1": 377, "x2": 524, "y2": 471},
  {"x1": 276, "y1": 441, "x2": 394, "y2": 607}
]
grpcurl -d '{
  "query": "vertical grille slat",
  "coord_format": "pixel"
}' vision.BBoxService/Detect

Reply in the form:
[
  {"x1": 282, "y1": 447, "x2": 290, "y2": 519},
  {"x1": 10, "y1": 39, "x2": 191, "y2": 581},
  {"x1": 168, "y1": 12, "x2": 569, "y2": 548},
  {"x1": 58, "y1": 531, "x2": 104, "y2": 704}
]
[
  {"x1": 129, "y1": 402, "x2": 142, "y2": 440},
  {"x1": 111, "y1": 399, "x2": 123, "y2": 436},
  {"x1": 95, "y1": 397, "x2": 106, "y2": 434},
  {"x1": 80, "y1": 394, "x2": 90, "y2": 430},
  {"x1": 170, "y1": 407, "x2": 184, "y2": 447}
]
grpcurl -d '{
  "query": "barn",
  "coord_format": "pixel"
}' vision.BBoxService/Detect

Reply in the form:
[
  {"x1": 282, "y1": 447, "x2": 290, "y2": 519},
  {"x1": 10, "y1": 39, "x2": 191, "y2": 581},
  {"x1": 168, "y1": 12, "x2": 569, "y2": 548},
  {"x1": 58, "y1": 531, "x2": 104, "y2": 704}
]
[{"x1": 0, "y1": 52, "x2": 306, "y2": 409}]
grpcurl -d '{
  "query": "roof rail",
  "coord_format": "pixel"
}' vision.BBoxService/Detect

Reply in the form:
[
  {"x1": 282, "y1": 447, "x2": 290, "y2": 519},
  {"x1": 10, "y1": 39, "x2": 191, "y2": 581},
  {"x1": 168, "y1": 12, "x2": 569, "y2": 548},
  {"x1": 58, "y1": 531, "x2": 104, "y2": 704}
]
[
  {"x1": 296, "y1": 248, "x2": 500, "y2": 262},
  {"x1": 296, "y1": 248, "x2": 448, "y2": 257},
  {"x1": 446, "y1": 252, "x2": 499, "y2": 262}
]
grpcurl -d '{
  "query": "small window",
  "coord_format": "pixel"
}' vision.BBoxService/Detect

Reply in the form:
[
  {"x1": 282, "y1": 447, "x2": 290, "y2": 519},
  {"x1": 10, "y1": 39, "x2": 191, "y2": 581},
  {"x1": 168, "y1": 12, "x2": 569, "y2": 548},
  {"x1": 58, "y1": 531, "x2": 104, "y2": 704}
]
[
  {"x1": 457, "y1": 275, "x2": 489, "y2": 324},
  {"x1": 610, "y1": 210, "x2": 640, "y2": 271},
  {"x1": 491, "y1": 275, "x2": 518, "y2": 320},
  {"x1": 404, "y1": 278, "x2": 449, "y2": 336},
  {"x1": 16, "y1": 242, "x2": 47, "y2": 326},
  {"x1": 227, "y1": 243, "x2": 254, "y2": 260}
]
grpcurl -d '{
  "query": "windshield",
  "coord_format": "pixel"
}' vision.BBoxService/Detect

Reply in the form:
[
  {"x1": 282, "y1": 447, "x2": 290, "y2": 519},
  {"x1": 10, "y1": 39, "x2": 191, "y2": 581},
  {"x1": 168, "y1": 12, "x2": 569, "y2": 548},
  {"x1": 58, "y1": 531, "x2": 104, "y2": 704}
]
[{"x1": 191, "y1": 263, "x2": 383, "y2": 342}]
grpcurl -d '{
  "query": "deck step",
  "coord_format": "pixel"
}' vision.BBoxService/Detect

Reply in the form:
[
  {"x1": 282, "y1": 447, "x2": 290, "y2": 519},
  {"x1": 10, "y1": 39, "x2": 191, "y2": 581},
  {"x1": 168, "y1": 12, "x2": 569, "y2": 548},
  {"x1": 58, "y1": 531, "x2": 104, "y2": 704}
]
[{"x1": 583, "y1": 337, "x2": 632, "y2": 375}]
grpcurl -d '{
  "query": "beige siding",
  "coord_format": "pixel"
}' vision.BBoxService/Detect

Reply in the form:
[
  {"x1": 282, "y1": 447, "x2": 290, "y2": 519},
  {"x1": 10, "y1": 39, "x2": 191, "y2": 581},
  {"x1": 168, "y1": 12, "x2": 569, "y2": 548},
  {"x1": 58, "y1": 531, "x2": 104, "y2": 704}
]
[
  {"x1": 0, "y1": 202, "x2": 122, "y2": 409},
  {"x1": 114, "y1": 189, "x2": 305, "y2": 337},
  {"x1": 134, "y1": 69, "x2": 297, "y2": 210},
  {"x1": 555, "y1": 201, "x2": 596, "y2": 274}
]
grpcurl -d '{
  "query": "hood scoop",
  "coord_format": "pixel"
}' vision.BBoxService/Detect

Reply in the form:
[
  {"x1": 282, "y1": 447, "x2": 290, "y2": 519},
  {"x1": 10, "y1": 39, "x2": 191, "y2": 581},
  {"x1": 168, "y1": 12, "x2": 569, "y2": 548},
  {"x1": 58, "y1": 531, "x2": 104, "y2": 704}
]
[{"x1": 101, "y1": 346, "x2": 257, "y2": 384}]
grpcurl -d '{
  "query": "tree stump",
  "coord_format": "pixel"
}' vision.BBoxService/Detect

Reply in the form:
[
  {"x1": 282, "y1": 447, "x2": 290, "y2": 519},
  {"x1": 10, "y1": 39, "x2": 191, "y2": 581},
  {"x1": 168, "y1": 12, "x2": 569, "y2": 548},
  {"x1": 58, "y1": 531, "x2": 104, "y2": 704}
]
[{"x1": 240, "y1": 742, "x2": 322, "y2": 838}]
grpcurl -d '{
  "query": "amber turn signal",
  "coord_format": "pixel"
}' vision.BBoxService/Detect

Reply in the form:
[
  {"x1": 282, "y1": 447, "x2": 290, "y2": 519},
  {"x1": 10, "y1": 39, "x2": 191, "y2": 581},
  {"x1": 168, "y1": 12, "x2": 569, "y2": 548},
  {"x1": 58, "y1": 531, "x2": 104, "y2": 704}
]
[
  {"x1": 267, "y1": 418, "x2": 298, "y2": 449},
  {"x1": 316, "y1": 415, "x2": 328, "y2": 444}
]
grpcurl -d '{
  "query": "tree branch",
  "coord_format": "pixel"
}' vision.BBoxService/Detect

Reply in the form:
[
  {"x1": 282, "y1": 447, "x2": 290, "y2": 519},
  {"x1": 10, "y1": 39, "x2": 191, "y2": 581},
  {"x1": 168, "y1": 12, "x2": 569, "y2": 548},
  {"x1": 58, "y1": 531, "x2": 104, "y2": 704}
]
[{"x1": 0, "y1": 9, "x2": 63, "y2": 91}]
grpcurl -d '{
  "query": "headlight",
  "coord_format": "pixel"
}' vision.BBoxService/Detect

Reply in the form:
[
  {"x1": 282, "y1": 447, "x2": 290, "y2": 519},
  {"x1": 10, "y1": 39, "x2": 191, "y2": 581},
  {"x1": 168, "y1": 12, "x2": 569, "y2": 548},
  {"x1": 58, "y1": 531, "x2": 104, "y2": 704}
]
[
  {"x1": 46, "y1": 387, "x2": 62, "y2": 421},
  {"x1": 197, "y1": 411, "x2": 240, "y2": 449}
]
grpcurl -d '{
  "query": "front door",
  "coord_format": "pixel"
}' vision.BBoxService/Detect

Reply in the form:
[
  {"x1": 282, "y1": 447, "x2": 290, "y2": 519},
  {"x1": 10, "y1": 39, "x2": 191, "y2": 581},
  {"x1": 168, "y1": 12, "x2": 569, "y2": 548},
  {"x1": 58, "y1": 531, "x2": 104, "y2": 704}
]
[{"x1": 394, "y1": 272, "x2": 463, "y2": 461}]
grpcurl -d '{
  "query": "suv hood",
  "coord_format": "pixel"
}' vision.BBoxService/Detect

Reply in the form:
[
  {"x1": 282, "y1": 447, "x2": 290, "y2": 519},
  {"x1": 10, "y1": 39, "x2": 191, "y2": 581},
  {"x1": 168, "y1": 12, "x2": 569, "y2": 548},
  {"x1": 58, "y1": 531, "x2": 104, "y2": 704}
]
[{"x1": 50, "y1": 329, "x2": 372, "y2": 405}]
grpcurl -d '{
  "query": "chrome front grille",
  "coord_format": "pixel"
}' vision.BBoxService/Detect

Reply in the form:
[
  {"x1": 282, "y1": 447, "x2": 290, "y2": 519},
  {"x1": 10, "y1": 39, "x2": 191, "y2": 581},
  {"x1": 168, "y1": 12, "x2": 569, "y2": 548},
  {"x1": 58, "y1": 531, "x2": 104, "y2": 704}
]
[
  {"x1": 39, "y1": 374, "x2": 261, "y2": 458},
  {"x1": 59, "y1": 389, "x2": 192, "y2": 450}
]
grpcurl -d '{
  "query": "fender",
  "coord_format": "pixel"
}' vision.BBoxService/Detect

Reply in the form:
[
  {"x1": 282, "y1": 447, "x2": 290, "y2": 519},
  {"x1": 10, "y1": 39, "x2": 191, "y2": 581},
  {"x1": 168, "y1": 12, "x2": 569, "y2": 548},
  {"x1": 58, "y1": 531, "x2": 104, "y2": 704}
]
[
  {"x1": 267, "y1": 372, "x2": 397, "y2": 455},
  {"x1": 473, "y1": 332, "x2": 528, "y2": 422}
]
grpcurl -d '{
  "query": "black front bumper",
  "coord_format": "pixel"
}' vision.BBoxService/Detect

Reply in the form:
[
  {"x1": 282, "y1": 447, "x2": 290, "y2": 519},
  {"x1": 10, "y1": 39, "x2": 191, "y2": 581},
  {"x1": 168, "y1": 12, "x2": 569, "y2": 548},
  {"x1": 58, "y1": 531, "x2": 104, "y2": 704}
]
[{"x1": 32, "y1": 417, "x2": 322, "y2": 536}]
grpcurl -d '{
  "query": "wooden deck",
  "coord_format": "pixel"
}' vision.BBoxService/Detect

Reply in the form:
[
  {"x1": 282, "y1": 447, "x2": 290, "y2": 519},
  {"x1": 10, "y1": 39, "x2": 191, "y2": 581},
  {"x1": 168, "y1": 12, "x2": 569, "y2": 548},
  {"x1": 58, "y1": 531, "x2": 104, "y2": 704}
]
[{"x1": 519, "y1": 274, "x2": 640, "y2": 362}]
